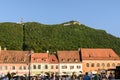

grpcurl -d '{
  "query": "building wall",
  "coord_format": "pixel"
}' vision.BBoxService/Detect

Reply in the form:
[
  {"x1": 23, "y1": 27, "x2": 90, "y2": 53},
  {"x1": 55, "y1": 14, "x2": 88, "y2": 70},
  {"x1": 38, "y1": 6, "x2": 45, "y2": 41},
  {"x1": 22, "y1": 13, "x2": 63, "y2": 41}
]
[
  {"x1": 31, "y1": 63, "x2": 50, "y2": 75},
  {"x1": 59, "y1": 63, "x2": 82, "y2": 75},
  {"x1": 0, "y1": 64, "x2": 28, "y2": 75},
  {"x1": 82, "y1": 60, "x2": 120, "y2": 74},
  {"x1": 49, "y1": 64, "x2": 59, "y2": 74}
]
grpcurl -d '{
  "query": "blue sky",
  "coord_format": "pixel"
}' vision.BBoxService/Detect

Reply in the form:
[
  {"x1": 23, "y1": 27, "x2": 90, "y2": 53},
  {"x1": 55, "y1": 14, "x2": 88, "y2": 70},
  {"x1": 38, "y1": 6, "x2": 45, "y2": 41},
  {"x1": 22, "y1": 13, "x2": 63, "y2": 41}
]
[{"x1": 0, "y1": 0, "x2": 120, "y2": 37}]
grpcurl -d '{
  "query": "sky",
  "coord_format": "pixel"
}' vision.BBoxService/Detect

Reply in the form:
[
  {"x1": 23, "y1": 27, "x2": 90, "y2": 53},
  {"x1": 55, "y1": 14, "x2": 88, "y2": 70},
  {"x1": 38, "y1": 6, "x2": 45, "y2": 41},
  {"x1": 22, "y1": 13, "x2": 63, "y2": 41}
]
[{"x1": 0, "y1": 0, "x2": 120, "y2": 37}]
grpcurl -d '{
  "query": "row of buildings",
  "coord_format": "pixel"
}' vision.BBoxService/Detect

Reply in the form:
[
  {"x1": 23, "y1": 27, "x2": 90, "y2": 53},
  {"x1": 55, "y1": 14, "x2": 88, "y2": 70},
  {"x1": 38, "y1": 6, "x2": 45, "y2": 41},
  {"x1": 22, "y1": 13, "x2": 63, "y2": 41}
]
[{"x1": 0, "y1": 47, "x2": 120, "y2": 76}]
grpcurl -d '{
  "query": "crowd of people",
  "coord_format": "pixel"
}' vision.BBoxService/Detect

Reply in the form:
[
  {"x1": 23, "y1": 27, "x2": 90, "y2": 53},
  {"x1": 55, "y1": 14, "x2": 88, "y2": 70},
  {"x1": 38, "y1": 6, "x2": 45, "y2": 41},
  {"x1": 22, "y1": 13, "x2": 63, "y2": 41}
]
[
  {"x1": 57, "y1": 72, "x2": 115, "y2": 80},
  {"x1": 49, "y1": 72, "x2": 115, "y2": 80},
  {"x1": 82, "y1": 72, "x2": 115, "y2": 80},
  {"x1": 0, "y1": 72, "x2": 116, "y2": 80}
]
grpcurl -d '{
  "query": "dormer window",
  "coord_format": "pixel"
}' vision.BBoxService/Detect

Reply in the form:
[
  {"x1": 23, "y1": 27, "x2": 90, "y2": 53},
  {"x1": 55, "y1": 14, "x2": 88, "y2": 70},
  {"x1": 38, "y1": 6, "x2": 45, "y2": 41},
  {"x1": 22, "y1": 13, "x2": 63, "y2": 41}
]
[
  {"x1": 74, "y1": 59, "x2": 78, "y2": 62},
  {"x1": 68, "y1": 59, "x2": 70, "y2": 61},
  {"x1": 89, "y1": 54, "x2": 91, "y2": 57},
  {"x1": 109, "y1": 54, "x2": 111, "y2": 57},
  {"x1": 42, "y1": 58, "x2": 46, "y2": 62},
  {"x1": 13, "y1": 57, "x2": 17, "y2": 62},
  {"x1": 34, "y1": 58, "x2": 38, "y2": 62},
  {"x1": 21, "y1": 57, "x2": 25, "y2": 62},
  {"x1": 61, "y1": 59, "x2": 65, "y2": 62},
  {"x1": 34, "y1": 58, "x2": 36, "y2": 60},
  {"x1": 4, "y1": 56, "x2": 8, "y2": 62},
  {"x1": 68, "y1": 58, "x2": 71, "y2": 62},
  {"x1": 52, "y1": 59, "x2": 55, "y2": 62}
]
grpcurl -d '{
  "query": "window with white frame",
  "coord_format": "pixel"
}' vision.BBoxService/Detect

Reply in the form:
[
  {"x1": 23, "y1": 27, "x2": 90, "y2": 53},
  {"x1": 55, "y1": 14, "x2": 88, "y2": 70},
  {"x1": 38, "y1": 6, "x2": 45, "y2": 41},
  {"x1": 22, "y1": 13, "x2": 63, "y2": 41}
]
[
  {"x1": 19, "y1": 66, "x2": 22, "y2": 70},
  {"x1": 62, "y1": 65, "x2": 67, "y2": 69},
  {"x1": 45, "y1": 65, "x2": 48, "y2": 69},
  {"x1": 51, "y1": 65, "x2": 54, "y2": 69},
  {"x1": 12, "y1": 66, "x2": 15, "y2": 70},
  {"x1": 70, "y1": 66, "x2": 74, "y2": 69},
  {"x1": 38, "y1": 65, "x2": 41, "y2": 69},
  {"x1": 77, "y1": 65, "x2": 81, "y2": 69},
  {"x1": 23, "y1": 66, "x2": 26, "y2": 70},
  {"x1": 0, "y1": 66, "x2": 2, "y2": 70},
  {"x1": 4, "y1": 66, "x2": 7, "y2": 70},
  {"x1": 56, "y1": 65, "x2": 58, "y2": 69},
  {"x1": 33, "y1": 65, "x2": 36, "y2": 69}
]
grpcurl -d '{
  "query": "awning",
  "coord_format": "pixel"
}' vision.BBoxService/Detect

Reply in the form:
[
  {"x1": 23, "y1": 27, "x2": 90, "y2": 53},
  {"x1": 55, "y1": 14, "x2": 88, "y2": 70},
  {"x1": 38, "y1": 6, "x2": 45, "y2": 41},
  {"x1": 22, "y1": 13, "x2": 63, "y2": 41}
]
[{"x1": 91, "y1": 71, "x2": 97, "y2": 74}]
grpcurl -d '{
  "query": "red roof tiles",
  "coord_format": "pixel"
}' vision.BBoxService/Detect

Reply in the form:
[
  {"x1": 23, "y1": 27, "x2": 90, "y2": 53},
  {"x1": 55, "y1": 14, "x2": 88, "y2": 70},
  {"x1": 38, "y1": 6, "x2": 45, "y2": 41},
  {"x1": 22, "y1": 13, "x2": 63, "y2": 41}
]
[
  {"x1": 0, "y1": 48, "x2": 119, "y2": 64},
  {"x1": 49, "y1": 54, "x2": 58, "y2": 64},
  {"x1": 31, "y1": 53, "x2": 49, "y2": 63},
  {"x1": 0, "y1": 50, "x2": 29, "y2": 63},
  {"x1": 57, "y1": 51, "x2": 80, "y2": 63},
  {"x1": 81, "y1": 48, "x2": 120, "y2": 60}
]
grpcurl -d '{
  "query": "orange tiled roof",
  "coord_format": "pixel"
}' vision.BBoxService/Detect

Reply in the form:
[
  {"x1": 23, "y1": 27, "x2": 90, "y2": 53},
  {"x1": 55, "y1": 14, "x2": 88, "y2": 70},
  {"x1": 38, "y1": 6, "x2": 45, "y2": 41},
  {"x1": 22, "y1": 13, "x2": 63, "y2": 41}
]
[
  {"x1": 57, "y1": 51, "x2": 80, "y2": 63},
  {"x1": 31, "y1": 53, "x2": 49, "y2": 63},
  {"x1": 0, "y1": 50, "x2": 29, "y2": 63},
  {"x1": 49, "y1": 54, "x2": 58, "y2": 64},
  {"x1": 81, "y1": 48, "x2": 120, "y2": 60}
]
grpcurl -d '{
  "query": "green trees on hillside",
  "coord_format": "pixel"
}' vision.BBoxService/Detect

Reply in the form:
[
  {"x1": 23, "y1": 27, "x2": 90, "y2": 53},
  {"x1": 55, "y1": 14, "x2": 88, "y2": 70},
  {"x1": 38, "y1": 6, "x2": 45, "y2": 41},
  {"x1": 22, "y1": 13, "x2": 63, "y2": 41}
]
[
  {"x1": 0, "y1": 23, "x2": 23, "y2": 50},
  {"x1": 0, "y1": 22, "x2": 120, "y2": 55}
]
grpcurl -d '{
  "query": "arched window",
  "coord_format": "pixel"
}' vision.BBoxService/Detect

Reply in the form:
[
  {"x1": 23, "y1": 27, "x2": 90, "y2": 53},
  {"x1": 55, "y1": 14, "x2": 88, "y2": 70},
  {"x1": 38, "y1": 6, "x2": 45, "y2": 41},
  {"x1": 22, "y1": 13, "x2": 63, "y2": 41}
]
[
  {"x1": 107, "y1": 63, "x2": 110, "y2": 67},
  {"x1": 86, "y1": 63, "x2": 89, "y2": 67},
  {"x1": 91, "y1": 63, "x2": 94, "y2": 67},
  {"x1": 117, "y1": 63, "x2": 120, "y2": 66},
  {"x1": 101, "y1": 63, "x2": 105, "y2": 67},
  {"x1": 96, "y1": 63, "x2": 100, "y2": 67},
  {"x1": 112, "y1": 63, "x2": 115, "y2": 67}
]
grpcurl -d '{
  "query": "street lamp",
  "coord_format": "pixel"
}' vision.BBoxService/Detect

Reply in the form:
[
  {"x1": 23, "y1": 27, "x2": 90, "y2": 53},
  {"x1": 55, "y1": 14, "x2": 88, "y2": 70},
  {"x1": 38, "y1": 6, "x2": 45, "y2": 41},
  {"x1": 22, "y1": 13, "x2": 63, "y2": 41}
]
[{"x1": 28, "y1": 50, "x2": 33, "y2": 80}]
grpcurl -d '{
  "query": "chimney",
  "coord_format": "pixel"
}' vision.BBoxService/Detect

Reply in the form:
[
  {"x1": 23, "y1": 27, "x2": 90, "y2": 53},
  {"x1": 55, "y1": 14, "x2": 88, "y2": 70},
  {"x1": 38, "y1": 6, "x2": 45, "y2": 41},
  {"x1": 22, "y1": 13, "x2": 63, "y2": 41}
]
[
  {"x1": 46, "y1": 50, "x2": 49, "y2": 53},
  {"x1": 0, "y1": 46, "x2": 1, "y2": 52},
  {"x1": 78, "y1": 48, "x2": 80, "y2": 52},
  {"x1": 29, "y1": 50, "x2": 34, "y2": 54},
  {"x1": 4, "y1": 47, "x2": 6, "y2": 51},
  {"x1": 78, "y1": 48, "x2": 82, "y2": 62}
]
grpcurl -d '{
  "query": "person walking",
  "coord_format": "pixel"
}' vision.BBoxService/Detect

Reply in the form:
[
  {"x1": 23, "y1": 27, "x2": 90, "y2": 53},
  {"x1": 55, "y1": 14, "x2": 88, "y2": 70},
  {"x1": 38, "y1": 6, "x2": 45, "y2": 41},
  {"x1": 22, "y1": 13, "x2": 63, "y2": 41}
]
[
  {"x1": 108, "y1": 73, "x2": 114, "y2": 80},
  {"x1": 83, "y1": 72, "x2": 91, "y2": 80}
]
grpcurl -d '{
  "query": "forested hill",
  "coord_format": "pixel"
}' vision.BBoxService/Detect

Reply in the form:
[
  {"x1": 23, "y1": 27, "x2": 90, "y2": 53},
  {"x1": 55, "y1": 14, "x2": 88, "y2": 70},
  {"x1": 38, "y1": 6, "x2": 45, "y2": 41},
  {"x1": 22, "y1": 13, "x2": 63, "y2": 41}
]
[{"x1": 0, "y1": 21, "x2": 120, "y2": 55}]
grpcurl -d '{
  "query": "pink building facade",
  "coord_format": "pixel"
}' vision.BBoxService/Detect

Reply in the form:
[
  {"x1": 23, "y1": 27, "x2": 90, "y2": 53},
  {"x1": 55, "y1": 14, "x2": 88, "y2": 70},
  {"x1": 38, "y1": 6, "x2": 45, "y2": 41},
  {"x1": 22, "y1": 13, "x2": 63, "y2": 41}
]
[{"x1": 0, "y1": 50, "x2": 29, "y2": 75}]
